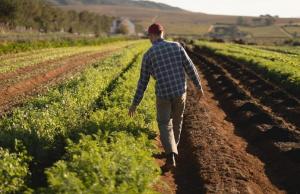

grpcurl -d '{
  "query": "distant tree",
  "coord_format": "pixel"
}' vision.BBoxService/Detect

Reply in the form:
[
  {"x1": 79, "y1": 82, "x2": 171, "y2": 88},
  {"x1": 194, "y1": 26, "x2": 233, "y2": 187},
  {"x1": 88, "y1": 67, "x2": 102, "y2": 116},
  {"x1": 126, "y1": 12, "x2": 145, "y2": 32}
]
[
  {"x1": 13, "y1": 0, "x2": 43, "y2": 28},
  {"x1": 262, "y1": 14, "x2": 276, "y2": 26},
  {"x1": 135, "y1": 23, "x2": 145, "y2": 33},
  {"x1": 292, "y1": 32, "x2": 298, "y2": 38},
  {"x1": 100, "y1": 15, "x2": 114, "y2": 32},
  {"x1": 252, "y1": 15, "x2": 277, "y2": 26},
  {"x1": 0, "y1": 0, "x2": 17, "y2": 26},
  {"x1": 66, "y1": 10, "x2": 79, "y2": 33},
  {"x1": 236, "y1": 16, "x2": 247, "y2": 26},
  {"x1": 0, "y1": 0, "x2": 114, "y2": 35}
]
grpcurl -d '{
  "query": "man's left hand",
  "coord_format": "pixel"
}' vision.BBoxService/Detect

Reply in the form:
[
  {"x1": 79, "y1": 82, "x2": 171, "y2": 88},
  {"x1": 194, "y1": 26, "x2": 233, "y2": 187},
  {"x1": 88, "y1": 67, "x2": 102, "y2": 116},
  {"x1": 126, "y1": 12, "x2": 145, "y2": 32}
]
[{"x1": 128, "y1": 105, "x2": 137, "y2": 117}]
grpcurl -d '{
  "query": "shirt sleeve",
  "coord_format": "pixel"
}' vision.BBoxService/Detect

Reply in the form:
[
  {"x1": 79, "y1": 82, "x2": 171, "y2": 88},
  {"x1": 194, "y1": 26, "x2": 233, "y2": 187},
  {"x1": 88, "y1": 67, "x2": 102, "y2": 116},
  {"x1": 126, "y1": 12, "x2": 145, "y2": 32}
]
[
  {"x1": 180, "y1": 46, "x2": 204, "y2": 93},
  {"x1": 131, "y1": 53, "x2": 151, "y2": 107}
]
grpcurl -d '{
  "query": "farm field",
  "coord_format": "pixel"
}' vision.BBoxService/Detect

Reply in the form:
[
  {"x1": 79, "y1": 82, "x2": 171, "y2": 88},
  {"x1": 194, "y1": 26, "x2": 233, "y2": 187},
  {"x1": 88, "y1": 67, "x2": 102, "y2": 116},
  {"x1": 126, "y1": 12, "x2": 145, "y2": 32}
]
[
  {"x1": 0, "y1": 44, "x2": 126, "y2": 74},
  {"x1": 182, "y1": 41, "x2": 300, "y2": 192},
  {"x1": 256, "y1": 44, "x2": 300, "y2": 55},
  {"x1": 0, "y1": 37, "x2": 300, "y2": 194},
  {"x1": 0, "y1": 40, "x2": 135, "y2": 114},
  {"x1": 194, "y1": 41, "x2": 300, "y2": 96},
  {"x1": 282, "y1": 26, "x2": 300, "y2": 37},
  {"x1": 239, "y1": 25, "x2": 288, "y2": 38},
  {"x1": 0, "y1": 40, "x2": 164, "y2": 193},
  {"x1": 1, "y1": 0, "x2": 300, "y2": 193}
]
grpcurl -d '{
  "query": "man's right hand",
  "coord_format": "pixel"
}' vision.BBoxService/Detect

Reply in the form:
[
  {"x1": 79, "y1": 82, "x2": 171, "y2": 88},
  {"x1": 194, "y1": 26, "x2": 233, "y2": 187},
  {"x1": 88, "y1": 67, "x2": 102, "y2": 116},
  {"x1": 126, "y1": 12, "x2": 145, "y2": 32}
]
[{"x1": 128, "y1": 105, "x2": 137, "y2": 117}]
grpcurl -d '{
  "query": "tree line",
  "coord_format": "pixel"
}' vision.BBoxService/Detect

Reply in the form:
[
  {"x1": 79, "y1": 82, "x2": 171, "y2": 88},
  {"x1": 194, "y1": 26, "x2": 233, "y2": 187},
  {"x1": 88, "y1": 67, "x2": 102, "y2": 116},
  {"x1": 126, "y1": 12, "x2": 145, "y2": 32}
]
[
  {"x1": 236, "y1": 15, "x2": 278, "y2": 27},
  {"x1": 0, "y1": 0, "x2": 114, "y2": 36}
]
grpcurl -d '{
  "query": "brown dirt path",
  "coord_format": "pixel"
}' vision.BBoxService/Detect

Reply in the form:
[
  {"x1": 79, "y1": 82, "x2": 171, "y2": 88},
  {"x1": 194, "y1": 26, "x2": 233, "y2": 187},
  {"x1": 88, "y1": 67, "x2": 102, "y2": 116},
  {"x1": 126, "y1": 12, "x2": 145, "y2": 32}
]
[
  {"x1": 154, "y1": 132, "x2": 203, "y2": 194},
  {"x1": 0, "y1": 49, "x2": 119, "y2": 115},
  {"x1": 189, "y1": 48, "x2": 300, "y2": 193},
  {"x1": 154, "y1": 73, "x2": 286, "y2": 194},
  {"x1": 153, "y1": 137, "x2": 177, "y2": 194},
  {"x1": 182, "y1": 78, "x2": 284, "y2": 193},
  {"x1": 193, "y1": 46, "x2": 300, "y2": 130}
]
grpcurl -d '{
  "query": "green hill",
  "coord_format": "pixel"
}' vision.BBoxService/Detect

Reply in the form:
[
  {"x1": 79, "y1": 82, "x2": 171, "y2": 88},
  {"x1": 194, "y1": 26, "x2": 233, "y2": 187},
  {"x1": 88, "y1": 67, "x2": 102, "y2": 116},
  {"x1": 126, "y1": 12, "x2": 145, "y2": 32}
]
[
  {"x1": 51, "y1": 1, "x2": 300, "y2": 37},
  {"x1": 50, "y1": 0, "x2": 182, "y2": 11}
]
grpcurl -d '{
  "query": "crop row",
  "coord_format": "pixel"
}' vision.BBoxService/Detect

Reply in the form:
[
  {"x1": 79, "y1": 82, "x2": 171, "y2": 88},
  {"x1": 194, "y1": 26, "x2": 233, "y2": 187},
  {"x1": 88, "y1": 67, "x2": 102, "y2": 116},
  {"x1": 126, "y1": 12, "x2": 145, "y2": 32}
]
[
  {"x1": 256, "y1": 45, "x2": 300, "y2": 55},
  {"x1": 0, "y1": 36, "x2": 131, "y2": 55},
  {"x1": 43, "y1": 51, "x2": 159, "y2": 194},
  {"x1": 194, "y1": 41, "x2": 300, "y2": 94},
  {"x1": 0, "y1": 41, "x2": 160, "y2": 193},
  {"x1": 0, "y1": 41, "x2": 135, "y2": 74}
]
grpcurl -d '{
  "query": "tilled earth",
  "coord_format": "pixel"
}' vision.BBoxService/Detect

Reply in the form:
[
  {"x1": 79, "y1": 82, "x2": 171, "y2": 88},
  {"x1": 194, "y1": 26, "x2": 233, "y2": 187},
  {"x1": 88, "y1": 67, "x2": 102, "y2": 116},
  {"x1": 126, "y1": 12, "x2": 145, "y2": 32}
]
[
  {"x1": 157, "y1": 46, "x2": 300, "y2": 193},
  {"x1": 1, "y1": 43, "x2": 299, "y2": 193},
  {"x1": 180, "y1": 81, "x2": 283, "y2": 193}
]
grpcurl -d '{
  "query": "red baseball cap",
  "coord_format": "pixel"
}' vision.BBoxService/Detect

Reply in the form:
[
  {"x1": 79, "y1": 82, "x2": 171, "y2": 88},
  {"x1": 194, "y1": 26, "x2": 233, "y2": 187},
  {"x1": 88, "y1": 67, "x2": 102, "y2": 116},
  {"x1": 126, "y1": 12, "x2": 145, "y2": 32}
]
[{"x1": 148, "y1": 23, "x2": 164, "y2": 35}]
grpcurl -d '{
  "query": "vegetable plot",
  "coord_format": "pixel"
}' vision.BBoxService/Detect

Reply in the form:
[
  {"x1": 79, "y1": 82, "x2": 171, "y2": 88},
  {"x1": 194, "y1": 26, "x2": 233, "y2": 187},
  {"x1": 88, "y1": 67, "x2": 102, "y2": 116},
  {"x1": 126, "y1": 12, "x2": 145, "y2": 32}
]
[
  {"x1": 0, "y1": 41, "x2": 160, "y2": 193},
  {"x1": 0, "y1": 41, "x2": 135, "y2": 74},
  {"x1": 195, "y1": 41, "x2": 300, "y2": 95}
]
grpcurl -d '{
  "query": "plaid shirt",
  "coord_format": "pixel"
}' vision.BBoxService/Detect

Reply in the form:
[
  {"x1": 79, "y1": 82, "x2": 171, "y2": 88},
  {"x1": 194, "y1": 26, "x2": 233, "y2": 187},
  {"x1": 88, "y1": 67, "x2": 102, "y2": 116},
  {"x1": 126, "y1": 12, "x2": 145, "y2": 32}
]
[{"x1": 132, "y1": 39, "x2": 203, "y2": 106}]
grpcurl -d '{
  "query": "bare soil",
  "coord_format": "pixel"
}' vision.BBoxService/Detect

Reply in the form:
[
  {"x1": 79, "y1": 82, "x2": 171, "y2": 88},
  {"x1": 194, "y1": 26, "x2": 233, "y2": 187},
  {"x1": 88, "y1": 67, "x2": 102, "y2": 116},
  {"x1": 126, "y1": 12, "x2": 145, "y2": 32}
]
[
  {"x1": 155, "y1": 47, "x2": 300, "y2": 193},
  {"x1": 2, "y1": 44, "x2": 299, "y2": 193},
  {"x1": 193, "y1": 46, "x2": 300, "y2": 128}
]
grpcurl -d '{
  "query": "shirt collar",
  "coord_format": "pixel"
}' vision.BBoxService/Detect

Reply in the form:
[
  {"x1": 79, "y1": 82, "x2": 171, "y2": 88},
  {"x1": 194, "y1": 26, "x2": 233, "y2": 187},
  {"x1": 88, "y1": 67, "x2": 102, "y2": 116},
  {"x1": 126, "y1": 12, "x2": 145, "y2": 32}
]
[{"x1": 153, "y1": 38, "x2": 164, "y2": 45}]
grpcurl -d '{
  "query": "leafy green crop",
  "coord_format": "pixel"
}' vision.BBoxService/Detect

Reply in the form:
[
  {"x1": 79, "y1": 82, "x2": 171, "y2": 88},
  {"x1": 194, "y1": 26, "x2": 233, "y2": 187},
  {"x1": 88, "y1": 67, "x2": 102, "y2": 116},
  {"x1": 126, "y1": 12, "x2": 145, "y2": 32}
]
[
  {"x1": 0, "y1": 38, "x2": 161, "y2": 193},
  {"x1": 89, "y1": 53, "x2": 157, "y2": 137},
  {"x1": 0, "y1": 36, "x2": 132, "y2": 55},
  {"x1": 195, "y1": 41, "x2": 300, "y2": 94},
  {"x1": 0, "y1": 142, "x2": 31, "y2": 194},
  {"x1": 42, "y1": 45, "x2": 160, "y2": 194},
  {"x1": 0, "y1": 41, "x2": 134, "y2": 73},
  {"x1": 256, "y1": 45, "x2": 300, "y2": 56},
  {"x1": 45, "y1": 132, "x2": 159, "y2": 194},
  {"x1": 0, "y1": 40, "x2": 152, "y2": 191}
]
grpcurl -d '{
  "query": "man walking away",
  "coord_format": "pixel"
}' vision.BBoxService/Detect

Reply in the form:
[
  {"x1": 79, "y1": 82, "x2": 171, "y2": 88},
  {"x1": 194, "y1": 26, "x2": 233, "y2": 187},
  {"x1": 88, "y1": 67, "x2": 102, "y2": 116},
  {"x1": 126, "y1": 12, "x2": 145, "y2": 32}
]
[{"x1": 128, "y1": 23, "x2": 204, "y2": 170}]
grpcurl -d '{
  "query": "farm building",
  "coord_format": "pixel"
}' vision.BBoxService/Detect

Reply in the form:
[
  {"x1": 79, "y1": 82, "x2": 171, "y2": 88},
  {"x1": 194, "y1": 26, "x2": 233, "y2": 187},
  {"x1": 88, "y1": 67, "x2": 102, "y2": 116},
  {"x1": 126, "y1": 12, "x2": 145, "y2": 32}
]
[
  {"x1": 208, "y1": 23, "x2": 247, "y2": 40},
  {"x1": 110, "y1": 18, "x2": 136, "y2": 35}
]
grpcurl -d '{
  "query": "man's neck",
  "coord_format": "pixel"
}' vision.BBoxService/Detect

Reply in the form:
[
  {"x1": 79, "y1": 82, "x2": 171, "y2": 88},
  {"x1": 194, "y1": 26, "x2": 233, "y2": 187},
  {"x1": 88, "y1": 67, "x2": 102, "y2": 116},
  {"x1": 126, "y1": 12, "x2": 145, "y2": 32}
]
[{"x1": 152, "y1": 37, "x2": 164, "y2": 44}]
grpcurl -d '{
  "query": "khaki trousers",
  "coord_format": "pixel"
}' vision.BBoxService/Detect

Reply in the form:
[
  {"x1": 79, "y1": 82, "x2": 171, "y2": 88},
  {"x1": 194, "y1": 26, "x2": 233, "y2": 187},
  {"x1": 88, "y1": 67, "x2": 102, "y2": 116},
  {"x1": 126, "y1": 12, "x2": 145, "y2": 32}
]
[{"x1": 156, "y1": 93, "x2": 186, "y2": 155}]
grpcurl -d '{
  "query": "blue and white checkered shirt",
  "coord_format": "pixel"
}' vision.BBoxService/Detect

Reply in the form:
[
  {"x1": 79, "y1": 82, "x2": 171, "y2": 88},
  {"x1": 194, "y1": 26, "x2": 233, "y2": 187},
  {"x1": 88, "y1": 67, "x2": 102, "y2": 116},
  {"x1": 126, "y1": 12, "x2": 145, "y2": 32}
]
[{"x1": 132, "y1": 39, "x2": 203, "y2": 106}]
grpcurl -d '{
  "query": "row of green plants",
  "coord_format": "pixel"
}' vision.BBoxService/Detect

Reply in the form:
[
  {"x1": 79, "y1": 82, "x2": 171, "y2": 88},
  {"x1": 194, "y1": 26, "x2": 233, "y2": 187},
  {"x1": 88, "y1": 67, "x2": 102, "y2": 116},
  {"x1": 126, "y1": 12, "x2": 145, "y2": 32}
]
[
  {"x1": 43, "y1": 51, "x2": 159, "y2": 194},
  {"x1": 0, "y1": 41, "x2": 134, "y2": 74},
  {"x1": 0, "y1": 142, "x2": 31, "y2": 194},
  {"x1": 256, "y1": 45, "x2": 300, "y2": 55},
  {"x1": 0, "y1": 40, "x2": 160, "y2": 193},
  {"x1": 195, "y1": 41, "x2": 300, "y2": 95},
  {"x1": 0, "y1": 36, "x2": 133, "y2": 55}
]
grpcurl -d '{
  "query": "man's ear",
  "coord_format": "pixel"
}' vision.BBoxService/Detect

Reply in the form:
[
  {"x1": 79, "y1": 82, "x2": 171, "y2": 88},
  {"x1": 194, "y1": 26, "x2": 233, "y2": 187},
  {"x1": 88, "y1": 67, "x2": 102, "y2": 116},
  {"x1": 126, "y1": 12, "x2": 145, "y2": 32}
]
[{"x1": 149, "y1": 34, "x2": 154, "y2": 43}]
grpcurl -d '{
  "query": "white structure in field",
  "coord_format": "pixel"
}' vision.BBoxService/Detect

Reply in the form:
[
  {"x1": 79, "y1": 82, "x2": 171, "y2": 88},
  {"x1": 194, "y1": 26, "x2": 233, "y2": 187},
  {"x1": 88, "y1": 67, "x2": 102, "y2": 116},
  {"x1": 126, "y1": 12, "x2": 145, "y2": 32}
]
[{"x1": 111, "y1": 18, "x2": 136, "y2": 35}]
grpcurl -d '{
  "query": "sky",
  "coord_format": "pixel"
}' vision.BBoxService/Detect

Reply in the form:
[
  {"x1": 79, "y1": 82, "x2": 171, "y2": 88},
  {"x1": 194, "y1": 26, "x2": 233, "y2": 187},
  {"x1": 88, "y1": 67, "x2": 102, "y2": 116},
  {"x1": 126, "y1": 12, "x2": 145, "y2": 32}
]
[{"x1": 151, "y1": 0, "x2": 300, "y2": 18}]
